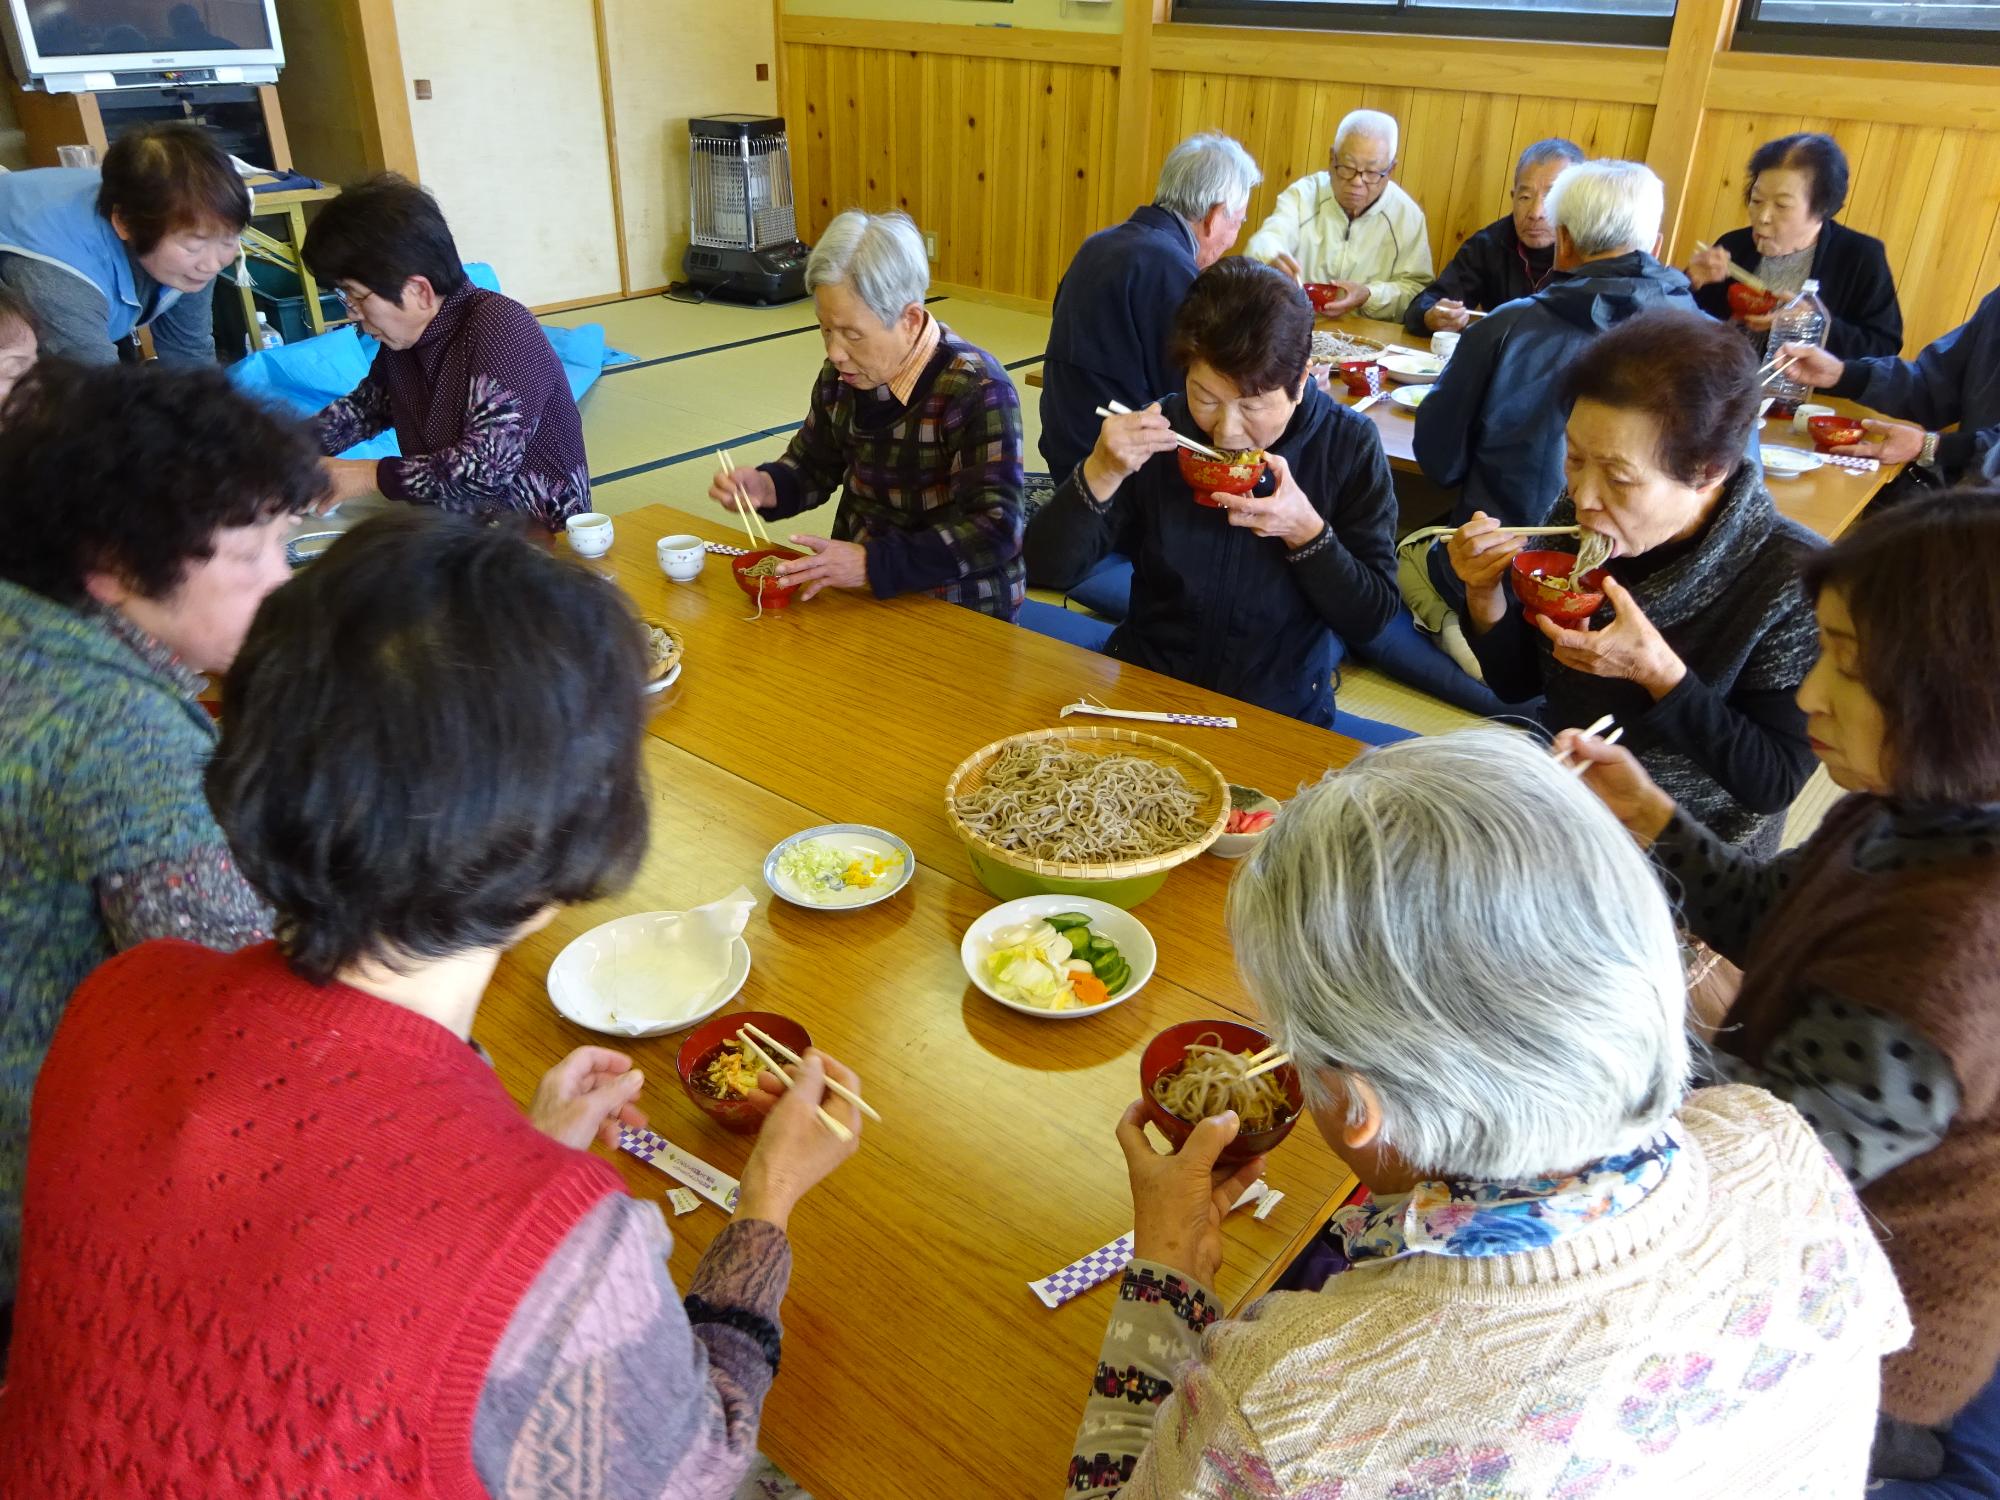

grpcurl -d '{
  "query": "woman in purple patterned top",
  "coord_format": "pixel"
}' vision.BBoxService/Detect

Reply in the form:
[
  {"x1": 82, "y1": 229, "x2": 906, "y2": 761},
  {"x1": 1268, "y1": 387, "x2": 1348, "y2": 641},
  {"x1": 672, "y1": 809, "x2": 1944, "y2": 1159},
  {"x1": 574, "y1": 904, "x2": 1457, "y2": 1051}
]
[{"x1": 304, "y1": 175, "x2": 592, "y2": 531}]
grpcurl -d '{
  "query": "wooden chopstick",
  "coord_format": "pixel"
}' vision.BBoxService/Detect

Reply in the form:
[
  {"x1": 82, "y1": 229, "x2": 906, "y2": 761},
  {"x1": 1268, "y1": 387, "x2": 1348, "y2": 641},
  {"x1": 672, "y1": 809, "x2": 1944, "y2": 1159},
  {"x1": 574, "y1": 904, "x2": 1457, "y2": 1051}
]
[
  {"x1": 736, "y1": 1030, "x2": 854, "y2": 1142},
  {"x1": 1098, "y1": 401, "x2": 1228, "y2": 462},
  {"x1": 1242, "y1": 1051, "x2": 1294, "y2": 1083},
  {"x1": 1695, "y1": 241, "x2": 1772, "y2": 295},
  {"x1": 1403, "y1": 523, "x2": 1582, "y2": 547},
  {"x1": 1553, "y1": 714, "x2": 1620, "y2": 772},
  {"x1": 1757, "y1": 354, "x2": 1802, "y2": 388},
  {"x1": 1565, "y1": 726, "x2": 1625, "y2": 775},
  {"x1": 742, "y1": 1022, "x2": 882, "y2": 1124},
  {"x1": 716, "y1": 448, "x2": 811, "y2": 556}
]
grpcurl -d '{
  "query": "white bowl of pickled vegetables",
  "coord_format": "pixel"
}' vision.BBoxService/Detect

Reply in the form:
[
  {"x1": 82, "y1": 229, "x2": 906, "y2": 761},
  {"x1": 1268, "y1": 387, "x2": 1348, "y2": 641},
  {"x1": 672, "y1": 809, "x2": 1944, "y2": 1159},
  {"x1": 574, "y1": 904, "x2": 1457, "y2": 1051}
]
[{"x1": 960, "y1": 896, "x2": 1156, "y2": 1019}]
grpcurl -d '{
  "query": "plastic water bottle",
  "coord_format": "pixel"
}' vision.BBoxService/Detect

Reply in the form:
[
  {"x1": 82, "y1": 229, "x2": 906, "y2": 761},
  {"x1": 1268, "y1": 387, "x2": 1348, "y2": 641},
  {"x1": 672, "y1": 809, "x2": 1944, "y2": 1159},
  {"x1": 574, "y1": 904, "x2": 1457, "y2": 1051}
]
[
  {"x1": 1765, "y1": 279, "x2": 1827, "y2": 417},
  {"x1": 256, "y1": 312, "x2": 285, "y2": 351}
]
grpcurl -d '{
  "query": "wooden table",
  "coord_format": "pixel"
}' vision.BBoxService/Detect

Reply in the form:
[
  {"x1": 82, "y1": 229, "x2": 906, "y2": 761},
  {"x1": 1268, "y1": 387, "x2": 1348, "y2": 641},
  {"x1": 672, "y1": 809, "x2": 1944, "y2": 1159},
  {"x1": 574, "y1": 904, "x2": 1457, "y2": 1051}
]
[
  {"x1": 1321, "y1": 314, "x2": 1900, "y2": 541},
  {"x1": 476, "y1": 505, "x2": 1360, "y2": 1500}
]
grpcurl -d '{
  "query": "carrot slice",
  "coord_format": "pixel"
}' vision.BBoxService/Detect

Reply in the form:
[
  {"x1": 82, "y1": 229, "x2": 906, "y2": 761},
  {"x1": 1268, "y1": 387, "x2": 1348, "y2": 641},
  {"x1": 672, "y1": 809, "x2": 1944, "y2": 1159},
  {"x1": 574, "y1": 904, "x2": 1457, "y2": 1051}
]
[{"x1": 1070, "y1": 973, "x2": 1112, "y2": 1007}]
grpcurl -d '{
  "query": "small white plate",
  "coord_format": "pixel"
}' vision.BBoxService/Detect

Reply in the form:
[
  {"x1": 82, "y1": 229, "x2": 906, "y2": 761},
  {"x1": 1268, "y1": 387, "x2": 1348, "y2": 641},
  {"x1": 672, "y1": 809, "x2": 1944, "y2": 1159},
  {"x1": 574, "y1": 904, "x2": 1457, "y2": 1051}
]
[
  {"x1": 764, "y1": 824, "x2": 915, "y2": 910},
  {"x1": 960, "y1": 896, "x2": 1157, "y2": 1019},
  {"x1": 1379, "y1": 352, "x2": 1444, "y2": 384},
  {"x1": 1388, "y1": 385, "x2": 1430, "y2": 412},
  {"x1": 1211, "y1": 788, "x2": 1281, "y2": 860},
  {"x1": 548, "y1": 911, "x2": 752, "y2": 1037},
  {"x1": 1760, "y1": 445, "x2": 1825, "y2": 479},
  {"x1": 644, "y1": 660, "x2": 683, "y2": 695}
]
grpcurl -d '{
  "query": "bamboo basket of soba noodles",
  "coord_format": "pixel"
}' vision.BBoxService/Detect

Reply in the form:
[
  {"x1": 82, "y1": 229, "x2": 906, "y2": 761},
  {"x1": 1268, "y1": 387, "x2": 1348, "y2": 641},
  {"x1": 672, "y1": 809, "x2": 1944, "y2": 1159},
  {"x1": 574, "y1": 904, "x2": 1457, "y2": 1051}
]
[{"x1": 944, "y1": 726, "x2": 1231, "y2": 907}]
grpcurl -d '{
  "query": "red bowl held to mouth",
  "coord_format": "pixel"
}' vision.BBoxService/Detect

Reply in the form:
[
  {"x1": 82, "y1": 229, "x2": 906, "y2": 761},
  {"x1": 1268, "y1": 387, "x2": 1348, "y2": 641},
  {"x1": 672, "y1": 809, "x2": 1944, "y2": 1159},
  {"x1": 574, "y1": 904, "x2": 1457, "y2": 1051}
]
[
  {"x1": 1511, "y1": 550, "x2": 1608, "y2": 628},
  {"x1": 1139, "y1": 1018, "x2": 1303, "y2": 1168},
  {"x1": 1728, "y1": 282, "x2": 1780, "y2": 320},
  {"x1": 677, "y1": 1010, "x2": 813, "y2": 1133},
  {"x1": 731, "y1": 548, "x2": 803, "y2": 609},
  {"x1": 1177, "y1": 446, "x2": 1267, "y2": 508},
  {"x1": 1807, "y1": 414, "x2": 1869, "y2": 452}
]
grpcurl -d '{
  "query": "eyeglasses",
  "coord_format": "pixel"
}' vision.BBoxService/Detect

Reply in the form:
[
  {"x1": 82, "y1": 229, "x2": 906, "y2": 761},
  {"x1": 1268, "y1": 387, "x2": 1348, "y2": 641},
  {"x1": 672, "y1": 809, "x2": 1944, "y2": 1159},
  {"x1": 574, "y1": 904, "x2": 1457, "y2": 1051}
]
[
  {"x1": 1333, "y1": 163, "x2": 1393, "y2": 186},
  {"x1": 332, "y1": 287, "x2": 377, "y2": 311}
]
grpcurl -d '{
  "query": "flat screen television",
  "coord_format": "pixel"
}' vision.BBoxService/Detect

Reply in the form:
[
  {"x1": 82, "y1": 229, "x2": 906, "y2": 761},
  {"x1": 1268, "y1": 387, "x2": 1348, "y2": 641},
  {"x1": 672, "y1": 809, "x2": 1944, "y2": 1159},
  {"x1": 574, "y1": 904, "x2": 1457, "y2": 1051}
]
[{"x1": 2, "y1": 0, "x2": 285, "y2": 93}]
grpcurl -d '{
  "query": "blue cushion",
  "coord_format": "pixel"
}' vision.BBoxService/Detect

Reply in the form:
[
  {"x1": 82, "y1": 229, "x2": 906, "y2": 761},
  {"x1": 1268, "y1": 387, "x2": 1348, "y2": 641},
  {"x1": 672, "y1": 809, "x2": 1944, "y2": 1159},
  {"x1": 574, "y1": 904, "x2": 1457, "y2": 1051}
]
[
  {"x1": 1874, "y1": 1367, "x2": 2000, "y2": 1499},
  {"x1": 1019, "y1": 600, "x2": 1116, "y2": 652},
  {"x1": 1065, "y1": 556, "x2": 1134, "y2": 621},
  {"x1": 1332, "y1": 709, "x2": 1419, "y2": 747}
]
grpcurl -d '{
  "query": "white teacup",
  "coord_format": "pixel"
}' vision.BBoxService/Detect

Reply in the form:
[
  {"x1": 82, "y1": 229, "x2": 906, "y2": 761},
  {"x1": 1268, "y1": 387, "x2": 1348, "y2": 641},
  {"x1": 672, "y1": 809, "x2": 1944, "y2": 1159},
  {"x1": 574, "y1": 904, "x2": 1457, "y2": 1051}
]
[
  {"x1": 565, "y1": 512, "x2": 615, "y2": 558},
  {"x1": 1791, "y1": 403, "x2": 1835, "y2": 436},
  {"x1": 1430, "y1": 330, "x2": 1461, "y2": 363},
  {"x1": 657, "y1": 534, "x2": 706, "y2": 583}
]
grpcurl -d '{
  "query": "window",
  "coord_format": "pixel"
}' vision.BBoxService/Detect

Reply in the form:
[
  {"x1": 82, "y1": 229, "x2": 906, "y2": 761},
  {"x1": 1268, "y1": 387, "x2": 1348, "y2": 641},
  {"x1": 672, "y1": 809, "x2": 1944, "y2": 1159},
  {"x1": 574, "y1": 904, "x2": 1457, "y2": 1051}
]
[
  {"x1": 1173, "y1": 0, "x2": 1677, "y2": 47},
  {"x1": 1736, "y1": 0, "x2": 2000, "y2": 63}
]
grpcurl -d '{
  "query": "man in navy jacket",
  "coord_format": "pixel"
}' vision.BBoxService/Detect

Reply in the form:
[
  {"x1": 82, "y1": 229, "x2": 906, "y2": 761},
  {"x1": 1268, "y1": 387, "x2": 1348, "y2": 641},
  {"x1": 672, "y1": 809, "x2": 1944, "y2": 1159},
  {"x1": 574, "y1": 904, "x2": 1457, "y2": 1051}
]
[{"x1": 1037, "y1": 133, "x2": 1261, "y2": 484}]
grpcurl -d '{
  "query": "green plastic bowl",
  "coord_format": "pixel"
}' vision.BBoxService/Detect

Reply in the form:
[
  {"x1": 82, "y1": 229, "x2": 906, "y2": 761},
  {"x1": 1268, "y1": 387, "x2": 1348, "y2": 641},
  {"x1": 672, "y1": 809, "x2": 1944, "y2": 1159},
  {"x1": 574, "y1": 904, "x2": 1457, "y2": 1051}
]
[{"x1": 965, "y1": 846, "x2": 1170, "y2": 909}]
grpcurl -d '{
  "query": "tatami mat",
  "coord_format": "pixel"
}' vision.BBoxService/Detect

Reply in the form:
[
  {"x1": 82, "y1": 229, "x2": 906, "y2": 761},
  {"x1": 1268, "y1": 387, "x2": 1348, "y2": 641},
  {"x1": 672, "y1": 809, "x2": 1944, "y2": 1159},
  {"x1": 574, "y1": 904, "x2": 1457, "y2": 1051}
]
[{"x1": 555, "y1": 289, "x2": 1832, "y2": 845}]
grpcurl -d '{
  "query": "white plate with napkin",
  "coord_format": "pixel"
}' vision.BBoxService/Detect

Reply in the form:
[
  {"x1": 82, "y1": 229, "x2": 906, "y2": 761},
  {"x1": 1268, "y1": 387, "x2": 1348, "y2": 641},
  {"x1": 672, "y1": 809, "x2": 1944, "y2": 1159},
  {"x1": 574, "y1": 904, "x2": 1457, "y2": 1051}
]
[{"x1": 547, "y1": 887, "x2": 756, "y2": 1037}]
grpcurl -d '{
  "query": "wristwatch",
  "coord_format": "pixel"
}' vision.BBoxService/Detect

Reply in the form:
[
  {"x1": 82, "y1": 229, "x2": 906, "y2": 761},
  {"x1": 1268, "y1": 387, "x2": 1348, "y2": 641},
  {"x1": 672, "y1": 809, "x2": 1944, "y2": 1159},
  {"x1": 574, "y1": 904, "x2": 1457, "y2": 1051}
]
[{"x1": 1919, "y1": 431, "x2": 1941, "y2": 470}]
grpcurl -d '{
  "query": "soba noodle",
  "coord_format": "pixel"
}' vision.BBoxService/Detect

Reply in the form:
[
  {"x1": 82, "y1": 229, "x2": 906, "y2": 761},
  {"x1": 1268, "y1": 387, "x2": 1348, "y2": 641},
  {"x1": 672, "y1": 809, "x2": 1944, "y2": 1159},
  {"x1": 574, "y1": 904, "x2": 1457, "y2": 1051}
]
[
  {"x1": 1151, "y1": 1033, "x2": 1290, "y2": 1131},
  {"x1": 955, "y1": 743, "x2": 1209, "y2": 863}
]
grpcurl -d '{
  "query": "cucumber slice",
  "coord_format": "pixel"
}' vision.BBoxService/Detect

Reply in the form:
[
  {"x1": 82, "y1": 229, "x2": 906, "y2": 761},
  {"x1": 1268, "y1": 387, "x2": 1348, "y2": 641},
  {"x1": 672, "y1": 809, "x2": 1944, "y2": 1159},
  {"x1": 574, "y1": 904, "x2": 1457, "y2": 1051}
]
[
  {"x1": 1103, "y1": 960, "x2": 1132, "y2": 995},
  {"x1": 1044, "y1": 913, "x2": 1092, "y2": 932},
  {"x1": 1090, "y1": 950, "x2": 1123, "y2": 981}
]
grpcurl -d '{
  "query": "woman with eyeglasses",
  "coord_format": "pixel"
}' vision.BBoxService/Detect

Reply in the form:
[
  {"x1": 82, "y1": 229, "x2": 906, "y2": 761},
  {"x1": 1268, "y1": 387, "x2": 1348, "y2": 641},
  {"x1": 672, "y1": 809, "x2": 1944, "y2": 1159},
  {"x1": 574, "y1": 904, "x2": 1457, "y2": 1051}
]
[
  {"x1": 301, "y1": 174, "x2": 591, "y2": 530},
  {"x1": 0, "y1": 123, "x2": 247, "y2": 366}
]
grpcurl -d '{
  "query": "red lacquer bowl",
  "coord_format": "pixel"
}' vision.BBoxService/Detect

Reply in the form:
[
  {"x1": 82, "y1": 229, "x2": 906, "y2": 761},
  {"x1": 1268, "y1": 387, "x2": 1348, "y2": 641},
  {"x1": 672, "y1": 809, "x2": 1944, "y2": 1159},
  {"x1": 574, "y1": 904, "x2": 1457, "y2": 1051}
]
[
  {"x1": 1338, "y1": 358, "x2": 1380, "y2": 397},
  {"x1": 1511, "y1": 550, "x2": 1608, "y2": 628},
  {"x1": 1728, "y1": 282, "x2": 1779, "y2": 320},
  {"x1": 1140, "y1": 1018, "x2": 1302, "y2": 1168},
  {"x1": 731, "y1": 548, "x2": 802, "y2": 609},
  {"x1": 1304, "y1": 282, "x2": 1342, "y2": 313},
  {"x1": 677, "y1": 1010, "x2": 813, "y2": 1133},
  {"x1": 1177, "y1": 446, "x2": 1267, "y2": 508},
  {"x1": 1807, "y1": 415, "x2": 1868, "y2": 452}
]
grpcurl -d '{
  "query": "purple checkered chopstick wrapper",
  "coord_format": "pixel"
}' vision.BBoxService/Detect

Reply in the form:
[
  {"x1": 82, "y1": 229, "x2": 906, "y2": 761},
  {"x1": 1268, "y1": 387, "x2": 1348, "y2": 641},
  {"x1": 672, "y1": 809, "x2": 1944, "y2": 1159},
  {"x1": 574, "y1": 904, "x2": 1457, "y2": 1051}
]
[
  {"x1": 1825, "y1": 454, "x2": 1881, "y2": 475},
  {"x1": 1163, "y1": 713, "x2": 1236, "y2": 728},
  {"x1": 619, "y1": 1125, "x2": 741, "y2": 1213},
  {"x1": 1030, "y1": 1232, "x2": 1135, "y2": 1308},
  {"x1": 705, "y1": 542, "x2": 749, "y2": 556}
]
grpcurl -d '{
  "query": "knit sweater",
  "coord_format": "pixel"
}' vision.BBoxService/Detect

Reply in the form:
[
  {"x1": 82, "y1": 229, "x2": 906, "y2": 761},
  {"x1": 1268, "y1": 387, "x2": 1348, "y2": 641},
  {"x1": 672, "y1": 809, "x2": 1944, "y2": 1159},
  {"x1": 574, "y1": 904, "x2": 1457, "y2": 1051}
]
[
  {"x1": 1069, "y1": 1086, "x2": 1909, "y2": 1498},
  {"x1": 1470, "y1": 463, "x2": 1822, "y2": 851},
  {"x1": 0, "y1": 582, "x2": 269, "y2": 1318},
  {"x1": 1706, "y1": 794, "x2": 2000, "y2": 1426},
  {"x1": 0, "y1": 940, "x2": 629, "y2": 1497},
  {"x1": 315, "y1": 283, "x2": 592, "y2": 531},
  {"x1": 761, "y1": 323, "x2": 1026, "y2": 619}
]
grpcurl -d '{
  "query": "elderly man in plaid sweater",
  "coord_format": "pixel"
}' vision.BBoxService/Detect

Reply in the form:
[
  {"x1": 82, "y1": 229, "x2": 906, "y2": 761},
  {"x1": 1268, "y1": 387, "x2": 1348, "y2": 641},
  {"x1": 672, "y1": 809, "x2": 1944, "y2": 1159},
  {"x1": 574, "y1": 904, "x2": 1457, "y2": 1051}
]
[{"x1": 709, "y1": 210, "x2": 1026, "y2": 620}]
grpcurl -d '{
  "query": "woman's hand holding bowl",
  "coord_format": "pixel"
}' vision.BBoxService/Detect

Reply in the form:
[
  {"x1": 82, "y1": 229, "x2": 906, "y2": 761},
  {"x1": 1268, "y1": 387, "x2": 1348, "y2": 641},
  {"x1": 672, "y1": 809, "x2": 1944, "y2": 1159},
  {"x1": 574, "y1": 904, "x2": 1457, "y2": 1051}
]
[
  {"x1": 1083, "y1": 402, "x2": 1182, "y2": 502},
  {"x1": 1834, "y1": 417, "x2": 1925, "y2": 465},
  {"x1": 1555, "y1": 727, "x2": 1677, "y2": 845},
  {"x1": 1217, "y1": 452, "x2": 1324, "y2": 550},
  {"x1": 1533, "y1": 575, "x2": 1687, "y2": 700},
  {"x1": 1116, "y1": 1098, "x2": 1266, "y2": 1288},
  {"x1": 1447, "y1": 511, "x2": 1525, "y2": 632}
]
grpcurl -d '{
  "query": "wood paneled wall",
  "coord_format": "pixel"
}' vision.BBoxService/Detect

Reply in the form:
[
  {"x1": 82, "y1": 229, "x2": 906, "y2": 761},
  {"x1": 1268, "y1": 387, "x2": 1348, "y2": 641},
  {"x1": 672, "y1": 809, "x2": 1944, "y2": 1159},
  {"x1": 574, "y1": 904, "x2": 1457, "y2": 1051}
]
[
  {"x1": 782, "y1": 34, "x2": 1122, "y2": 303},
  {"x1": 776, "y1": 2, "x2": 2000, "y2": 353}
]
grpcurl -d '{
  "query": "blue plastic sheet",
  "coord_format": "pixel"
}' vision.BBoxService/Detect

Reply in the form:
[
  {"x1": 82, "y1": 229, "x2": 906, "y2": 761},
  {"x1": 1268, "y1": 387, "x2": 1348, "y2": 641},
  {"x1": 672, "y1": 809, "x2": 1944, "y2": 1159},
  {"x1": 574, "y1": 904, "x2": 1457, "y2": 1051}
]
[{"x1": 226, "y1": 262, "x2": 632, "y2": 459}]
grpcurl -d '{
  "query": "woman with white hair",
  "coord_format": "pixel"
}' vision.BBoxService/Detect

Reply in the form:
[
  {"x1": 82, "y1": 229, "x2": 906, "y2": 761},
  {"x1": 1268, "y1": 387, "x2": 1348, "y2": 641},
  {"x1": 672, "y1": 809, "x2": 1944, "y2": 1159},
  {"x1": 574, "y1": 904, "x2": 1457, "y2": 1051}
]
[
  {"x1": 708, "y1": 210, "x2": 1026, "y2": 618},
  {"x1": 1066, "y1": 728, "x2": 1908, "y2": 1499},
  {"x1": 1243, "y1": 108, "x2": 1432, "y2": 319}
]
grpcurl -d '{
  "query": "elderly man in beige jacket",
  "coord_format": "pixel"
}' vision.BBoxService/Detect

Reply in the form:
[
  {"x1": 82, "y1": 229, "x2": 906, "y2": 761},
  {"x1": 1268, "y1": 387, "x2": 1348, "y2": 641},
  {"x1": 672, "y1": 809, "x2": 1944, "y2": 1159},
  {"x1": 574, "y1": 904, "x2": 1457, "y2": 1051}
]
[{"x1": 1245, "y1": 107, "x2": 1433, "y2": 321}]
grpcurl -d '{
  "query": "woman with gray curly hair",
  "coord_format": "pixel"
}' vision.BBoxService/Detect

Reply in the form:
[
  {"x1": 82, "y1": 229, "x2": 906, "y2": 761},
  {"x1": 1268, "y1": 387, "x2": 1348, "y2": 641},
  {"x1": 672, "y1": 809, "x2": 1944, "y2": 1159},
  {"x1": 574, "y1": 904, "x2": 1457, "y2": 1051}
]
[{"x1": 1066, "y1": 728, "x2": 1908, "y2": 1499}]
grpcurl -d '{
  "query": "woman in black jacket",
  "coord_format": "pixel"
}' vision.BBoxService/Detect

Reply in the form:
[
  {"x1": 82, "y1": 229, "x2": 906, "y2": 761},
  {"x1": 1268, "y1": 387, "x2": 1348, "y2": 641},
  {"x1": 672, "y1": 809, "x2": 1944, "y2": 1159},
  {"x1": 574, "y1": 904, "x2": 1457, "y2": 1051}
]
[
  {"x1": 1022, "y1": 258, "x2": 1398, "y2": 729},
  {"x1": 1687, "y1": 132, "x2": 1902, "y2": 358}
]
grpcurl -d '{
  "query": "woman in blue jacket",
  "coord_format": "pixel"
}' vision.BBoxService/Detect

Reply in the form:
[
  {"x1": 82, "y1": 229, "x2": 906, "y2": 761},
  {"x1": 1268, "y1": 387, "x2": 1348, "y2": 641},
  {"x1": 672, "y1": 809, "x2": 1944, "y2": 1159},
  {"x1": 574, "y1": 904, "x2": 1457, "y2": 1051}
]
[
  {"x1": 1023, "y1": 257, "x2": 1400, "y2": 730},
  {"x1": 0, "y1": 123, "x2": 248, "y2": 365}
]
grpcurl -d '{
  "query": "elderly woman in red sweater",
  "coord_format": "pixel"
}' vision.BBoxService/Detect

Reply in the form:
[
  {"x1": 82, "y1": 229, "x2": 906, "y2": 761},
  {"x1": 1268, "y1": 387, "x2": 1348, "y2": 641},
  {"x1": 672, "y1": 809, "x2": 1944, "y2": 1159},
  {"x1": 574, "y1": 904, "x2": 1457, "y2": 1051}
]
[
  {"x1": 1566, "y1": 488, "x2": 2000, "y2": 1484},
  {"x1": 0, "y1": 510, "x2": 863, "y2": 1497}
]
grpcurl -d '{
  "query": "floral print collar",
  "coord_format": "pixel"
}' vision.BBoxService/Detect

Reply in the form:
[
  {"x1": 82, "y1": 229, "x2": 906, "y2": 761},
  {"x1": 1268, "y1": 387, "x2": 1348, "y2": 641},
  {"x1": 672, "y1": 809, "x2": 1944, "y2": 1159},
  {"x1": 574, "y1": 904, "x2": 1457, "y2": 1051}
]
[{"x1": 1327, "y1": 1128, "x2": 1680, "y2": 1270}]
